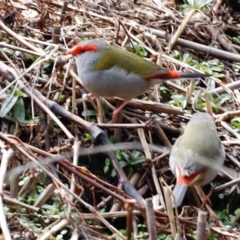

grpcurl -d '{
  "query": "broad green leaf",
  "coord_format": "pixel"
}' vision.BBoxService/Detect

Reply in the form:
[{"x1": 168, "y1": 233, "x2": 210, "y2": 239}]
[
  {"x1": 182, "y1": 52, "x2": 190, "y2": 63},
  {"x1": 186, "y1": 0, "x2": 213, "y2": 8},
  {"x1": 116, "y1": 152, "x2": 123, "y2": 160},
  {"x1": 99, "y1": 207, "x2": 106, "y2": 213},
  {"x1": 105, "y1": 158, "x2": 111, "y2": 166},
  {"x1": 211, "y1": 66, "x2": 223, "y2": 72},
  {"x1": 182, "y1": 98, "x2": 187, "y2": 109},
  {"x1": 234, "y1": 208, "x2": 240, "y2": 215},
  {"x1": 121, "y1": 151, "x2": 130, "y2": 161},
  {"x1": 131, "y1": 156, "x2": 145, "y2": 165},
  {"x1": 171, "y1": 94, "x2": 186, "y2": 101},
  {"x1": 207, "y1": 78, "x2": 216, "y2": 90},
  {"x1": 214, "y1": 94, "x2": 231, "y2": 106},
  {"x1": 103, "y1": 165, "x2": 109, "y2": 174},
  {"x1": 132, "y1": 150, "x2": 141, "y2": 158},
  {"x1": 212, "y1": 73, "x2": 225, "y2": 78},
  {"x1": 2, "y1": 47, "x2": 14, "y2": 55},
  {"x1": 158, "y1": 233, "x2": 167, "y2": 239},
  {"x1": 119, "y1": 161, "x2": 128, "y2": 168},
  {"x1": 13, "y1": 97, "x2": 25, "y2": 122},
  {"x1": 0, "y1": 95, "x2": 18, "y2": 117},
  {"x1": 14, "y1": 90, "x2": 25, "y2": 97},
  {"x1": 231, "y1": 117, "x2": 240, "y2": 128},
  {"x1": 111, "y1": 169, "x2": 116, "y2": 177}
]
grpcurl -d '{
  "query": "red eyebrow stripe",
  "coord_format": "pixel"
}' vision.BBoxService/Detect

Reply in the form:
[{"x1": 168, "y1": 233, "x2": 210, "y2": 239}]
[
  {"x1": 82, "y1": 45, "x2": 98, "y2": 52},
  {"x1": 67, "y1": 44, "x2": 98, "y2": 56}
]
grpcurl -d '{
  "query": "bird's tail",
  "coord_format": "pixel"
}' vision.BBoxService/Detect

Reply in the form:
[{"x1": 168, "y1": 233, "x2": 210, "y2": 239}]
[
  {"x1": 148, "y1": 69, "x2": 210, "y2": 82},
  {"x1": 178, "y1": 72, "x2": 211, "y2": 79}
]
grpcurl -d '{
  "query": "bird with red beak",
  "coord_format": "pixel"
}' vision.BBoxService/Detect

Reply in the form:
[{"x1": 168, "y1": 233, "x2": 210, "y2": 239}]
[
  {"x1": 67, "y1": 39, "x2": 210, "y2": 122},
  {"x1": 169, "y1": 112, "x2": 225, "y2": 207}
]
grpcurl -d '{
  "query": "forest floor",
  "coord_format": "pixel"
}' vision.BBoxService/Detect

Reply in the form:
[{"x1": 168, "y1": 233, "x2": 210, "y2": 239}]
[{"x1": 0, "y1": 0, "x2": 240, "y2": 239}]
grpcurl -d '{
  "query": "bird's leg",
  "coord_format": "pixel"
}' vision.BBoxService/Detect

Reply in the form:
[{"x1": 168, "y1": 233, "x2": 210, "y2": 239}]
[
  {"x1": 96, "y1": 96, "x2": 105, "y2": 123},
  {"x1": 195, "y1": 186, "x2": 213, "y2": 209},
  {"x1": 203, "y1": 186, "x2": 214, "y2": 206},
  {"x1": 112, "y1": 100, "x2": 130, "y2": 123}
]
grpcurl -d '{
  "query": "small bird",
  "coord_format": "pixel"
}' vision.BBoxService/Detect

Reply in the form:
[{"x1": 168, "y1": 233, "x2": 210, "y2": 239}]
[
  {"x1": 67, "y1": 39, "x2": 210, "y2": 122},
  {"x1": 169, "y1": 112, "x2": 225, "y2": 207}
]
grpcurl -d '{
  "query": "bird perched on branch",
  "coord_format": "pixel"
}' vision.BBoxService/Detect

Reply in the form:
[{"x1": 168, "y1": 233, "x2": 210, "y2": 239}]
[
  {"x1": 67, "y1": 39, "x2": 210, "y2": 122},
  {"x1": 169, "y1": 112, "x2": 225, "y2": 207}
]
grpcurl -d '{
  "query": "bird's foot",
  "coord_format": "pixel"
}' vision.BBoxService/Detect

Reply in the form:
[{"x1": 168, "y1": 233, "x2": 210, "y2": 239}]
[
  {"x1": 111, "y1": 100, "x2": 129, "y2": 123},
  {"x1": 197, "y1": 186, "x2": 213, "y2": 209}
]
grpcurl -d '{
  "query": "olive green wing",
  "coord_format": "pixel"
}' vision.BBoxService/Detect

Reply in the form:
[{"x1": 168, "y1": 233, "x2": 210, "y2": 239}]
[{"x1": 93, "y1": 45, "x2": 166, "y2": 78}]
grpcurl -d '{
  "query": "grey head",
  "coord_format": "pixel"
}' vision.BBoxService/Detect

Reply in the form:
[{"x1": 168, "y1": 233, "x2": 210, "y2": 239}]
[{"x1": 76, "y1": 39, "x2": 111, "y2": 71}]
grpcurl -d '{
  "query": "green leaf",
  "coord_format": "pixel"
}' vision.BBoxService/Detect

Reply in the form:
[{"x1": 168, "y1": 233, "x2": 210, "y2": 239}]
[
  {"x1": 28, "y1": 54, "x2": 38, "y2": 62},
  {"x1": 81, "y1": 109, "x2": 97, "y2": 117},
  {"x1": 0, "y1": 95, "x2": 18, "y2": 117},
  {"x1": 111, "y1": 169, "x2": 116, "y2": 177},
  {"x1": 19, "y1": 176, "x2": 30, "y2": 186},
  {"x1": 218, "y1": 193, "x2": 224, "y2": 199},
  {"x1": 42, "y1": 60, "x2": 53, "y2": 69},
  {"x1": 182, "y1": 98, "x2": 187, "y2": 109},
  {"x1": 212, "y1": 73, "x2": 225, "y2": 78},
  {"x1": 56, "y1": 234, "x2": 63, "y2": 240},
  {"x1": 186, "y1": 0, "x2": 213, "y2": 8},
  {"x1": 121, "y1": 151, "x2": 130, "y2": 161},
  {"x1": 2, "y1": 47, "x2": 14, "y2": 55},
  {"x1": 158, "y1": 233, "x2": 167, "y2": 239},
  {"x1": 232, "y1": 63, "x2": 240, "y2": 72},
  {"x1": 211, "y1": 66, "x2": 223, "y2": 72},
  {"x1": 126, "y1": 42, "x2": 148, "y2": 57},
  {"x1": 14, "y1": 90, "x2": 25, "y2": 97},
  {"x1": 132, "y1": 150, "x2": 141, "y2": 158},
  {"x1": 171, "y1": 94, "x2": 187, "y2": 108},
  {"x1": 13, "y1": 97, "x2": 25, "y2": 122},
  {"x1": 41, "y1": 204, "x2": 58, "y2": 210},
  {"x1": 171, "y1": 94, "x2": 186, "y2": 101},
  {"x1": 85, "y1": 133, "x2": 92, "y2": 139},
  {"x1": 119, "y1": 161, "x2": 128, "y2": 168},
  {"x1": 23, "y1": 117, "x2": 41, "y2": 124},
  {"x1": 131, "y1": 156, "x2": 145, "y2": 165},
  {"x1": 116, "y1": 152, "x2": 123, "y2": 160},
  {"x1": 234, "y1": 208, "x2": 240, "y2": 215},
  {"x1": 60, "y1": 229, "x2": 68, "y2": 235},
  {"x1": 105, "y1": 158, "x2": 111, "y2": 166},
  {"x1": 216, "y1": 209, "x2": 227, "y2": 219},
  {"x1": 103, "y1": 165, "x2": 109, "y2": 174},
  {"x1": 99, "y1": 207, "x2": 106, "y2": 213},
  {"x1": 160, "y1": 86, "x2": 172, "y2": 94},
  {"x1": 15, "y1": 51, "x2": 22, "y2": 57},
  {"x1": 207, "y1": 78, "x2": 216, "y2": 90},
  {"x1": 214, "y1": 94, "x2": 231, "y2": 106},
  {"x1": 231, "y1": 117, "x2": 240, "y2": 128},
  {"x1": 182, "y1": 53, "x2": 190, "y2": 62}
]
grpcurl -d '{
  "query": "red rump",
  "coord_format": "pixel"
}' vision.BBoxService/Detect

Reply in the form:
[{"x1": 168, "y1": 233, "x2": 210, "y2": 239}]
[
  {"x1": 147, "y1": 70, "x2": 182, "y2": 81},
  {"x1": 67, "y1": 44, "x2": 98, "y2": 56},
  {"x1": 157, "y1": 70, "x2": 182, "y2": 79}
]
